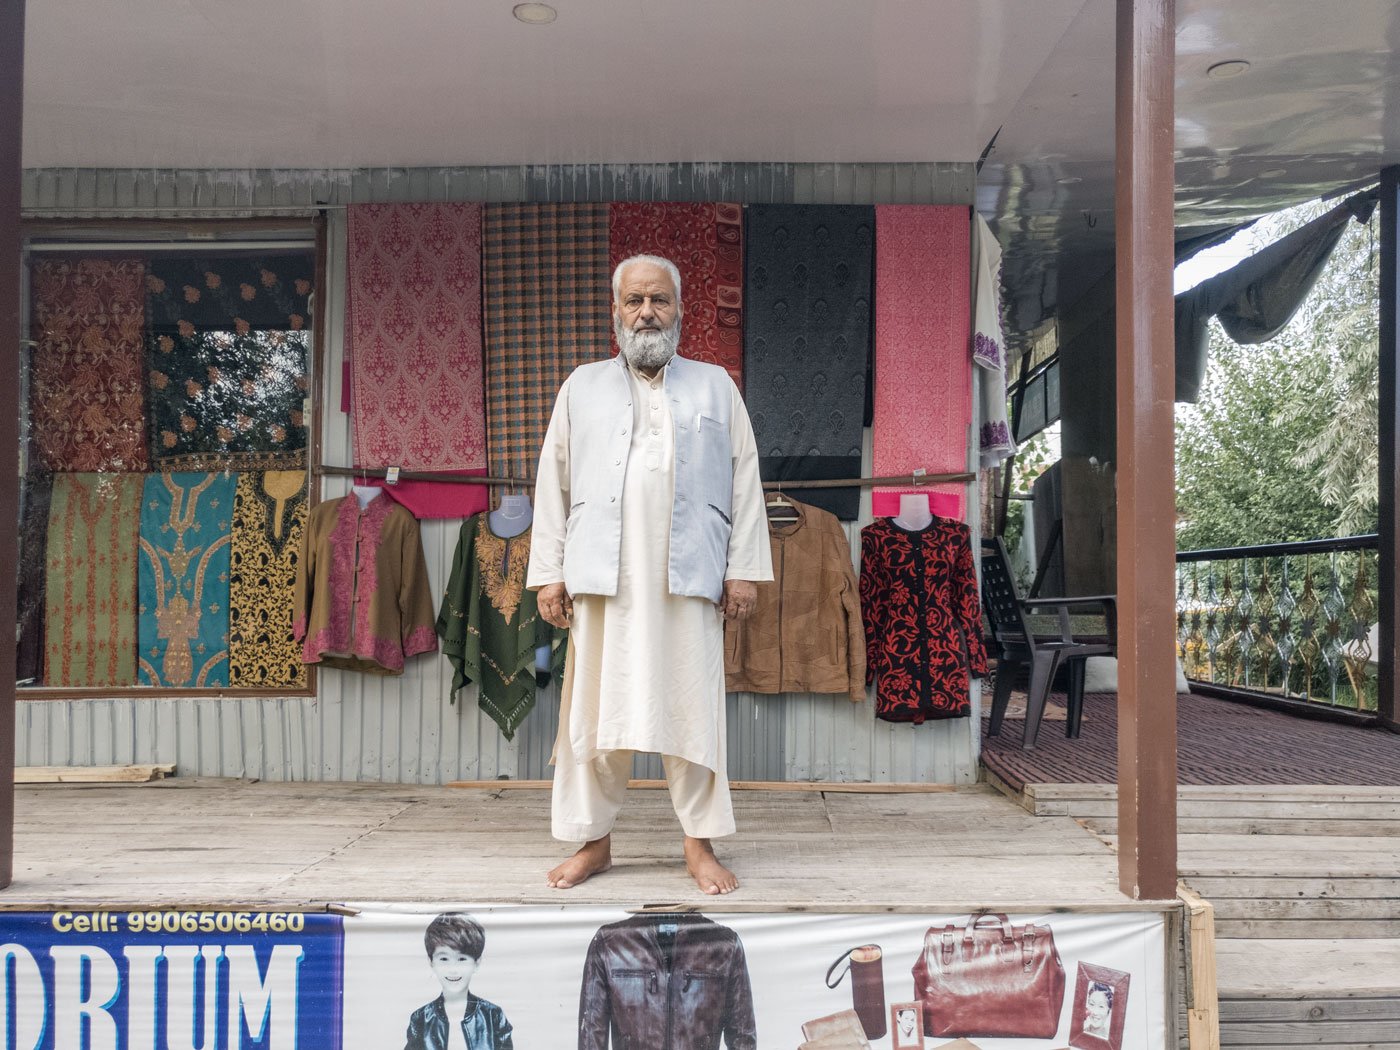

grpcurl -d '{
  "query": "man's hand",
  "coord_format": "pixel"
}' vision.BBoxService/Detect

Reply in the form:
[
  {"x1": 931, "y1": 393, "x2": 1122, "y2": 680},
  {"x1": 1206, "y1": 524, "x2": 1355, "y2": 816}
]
[
  {"x1": 538, "y1": 583, "x2": 574, "y2": 628},
  {"x1": 720, "y1": 580, "x2": 758, "y2": 621}
]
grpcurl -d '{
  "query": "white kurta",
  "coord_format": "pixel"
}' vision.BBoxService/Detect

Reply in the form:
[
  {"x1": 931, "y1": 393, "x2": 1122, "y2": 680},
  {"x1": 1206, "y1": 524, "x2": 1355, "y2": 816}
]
[{"x1": 531, "y1": 358, "x2": 772, "y2": 774}]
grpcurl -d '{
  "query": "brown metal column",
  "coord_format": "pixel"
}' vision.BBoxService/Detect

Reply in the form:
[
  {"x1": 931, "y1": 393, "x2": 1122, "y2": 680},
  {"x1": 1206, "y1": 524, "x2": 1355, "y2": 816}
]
[
  {"x1": 1114, "y1": 0, "x2": 1179, "y2": 898},
  {"x1": 1379, "y1": 165, "x2": 1399, "y2": 730},
  {"x1": 0, "y1": 0, "x2": 25, "y2": 889}
]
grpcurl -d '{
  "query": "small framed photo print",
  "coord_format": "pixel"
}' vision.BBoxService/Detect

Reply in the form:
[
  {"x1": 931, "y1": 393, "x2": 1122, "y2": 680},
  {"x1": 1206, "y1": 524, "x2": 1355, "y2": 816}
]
[
  {"x1": 1070, "y1": 962, "x2": 1131, "y2": 1050},
  {"x1": 889, "y1": 1001, "x2": 924, "y2": 1049}
]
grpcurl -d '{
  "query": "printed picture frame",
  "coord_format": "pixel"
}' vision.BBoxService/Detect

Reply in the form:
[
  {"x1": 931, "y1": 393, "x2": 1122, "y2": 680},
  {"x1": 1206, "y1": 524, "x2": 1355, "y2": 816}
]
[
  {"x1": 889, "y1": 1001, "x2": 924, "y2": 1049},
  {"x1": 1069, "y1": 961, "x2": 1131, "y2": 1050}
]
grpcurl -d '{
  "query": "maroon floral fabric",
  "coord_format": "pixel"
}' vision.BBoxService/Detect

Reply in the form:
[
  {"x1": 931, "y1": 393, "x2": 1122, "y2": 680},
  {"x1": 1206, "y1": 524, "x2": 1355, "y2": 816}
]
[
  {"x1": 609, "y1": 202, "x2": 744, "y2": 387},
  {"x1": 29, "y1": 259, "x2": 149, "y2": 472},
  {"x1": 859, "y1": 517, "x2": 987, "y2": 723}
]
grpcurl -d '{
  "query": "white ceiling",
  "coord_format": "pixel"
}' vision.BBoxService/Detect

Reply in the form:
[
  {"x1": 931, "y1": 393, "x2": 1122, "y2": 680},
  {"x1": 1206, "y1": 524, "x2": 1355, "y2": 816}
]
[
  {"x1": 21, "y1": 0, "x2": 1400, "y2": 336},
  {"x1": 21, "y1": 0, "x2": 1083, "y2": 169}
]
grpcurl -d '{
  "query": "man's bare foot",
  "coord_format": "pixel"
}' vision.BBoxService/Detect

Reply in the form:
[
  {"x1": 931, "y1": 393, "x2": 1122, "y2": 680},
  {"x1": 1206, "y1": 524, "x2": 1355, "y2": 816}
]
[
  {"x1": 684, "y1": 836, "x2": 738, "y2": 895},
  {"x1": 547, "y1": 835, "x2": 613, "y2": 889}
]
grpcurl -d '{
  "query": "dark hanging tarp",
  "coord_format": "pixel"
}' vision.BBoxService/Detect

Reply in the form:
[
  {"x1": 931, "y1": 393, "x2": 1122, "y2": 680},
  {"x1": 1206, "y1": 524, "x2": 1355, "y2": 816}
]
[{"x1": 1174, "y1": 189, "x2": 1378, "y2": 401}]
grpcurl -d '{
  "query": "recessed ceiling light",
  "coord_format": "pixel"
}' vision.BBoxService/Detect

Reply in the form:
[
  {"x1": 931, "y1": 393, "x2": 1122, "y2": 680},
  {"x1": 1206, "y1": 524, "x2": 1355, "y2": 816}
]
[
  {"x1": 1207, "y1": 60, "x2": 1251, "y2": 79},
  {"x1": 1258, "y1": 168, "x2": 1287, "y2": 179},
  {"x1": 1056, "y1": 176, "x2": 1082, "y2": 185},
  {"x1": 513, "y1": 3, "x2": 557, "y2": 24}
]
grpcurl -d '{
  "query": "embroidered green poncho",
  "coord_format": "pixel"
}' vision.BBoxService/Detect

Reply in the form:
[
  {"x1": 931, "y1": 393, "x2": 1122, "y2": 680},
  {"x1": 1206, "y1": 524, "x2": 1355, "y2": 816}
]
[{"x1": 436, "y1": 513, "x2": 567, "y2": 740}]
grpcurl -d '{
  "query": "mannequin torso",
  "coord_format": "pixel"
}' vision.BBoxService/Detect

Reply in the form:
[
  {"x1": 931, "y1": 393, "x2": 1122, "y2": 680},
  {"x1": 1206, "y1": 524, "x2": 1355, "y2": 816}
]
[
  {"x1": 892, "y1": 493, "x2": 933, "y2": 531},
  {"x1": 351, "y1": 484, "x2": 383, "y2": 510},
  {"x1": 490, "y1": 493, "x2": 533, "y2": 539}
]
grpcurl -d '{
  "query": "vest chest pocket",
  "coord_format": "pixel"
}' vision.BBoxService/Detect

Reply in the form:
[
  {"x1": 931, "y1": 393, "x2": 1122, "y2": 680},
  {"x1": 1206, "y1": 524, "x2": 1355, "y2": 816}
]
[{"x1": 694, "y1": 414, "x2": 733, "y2": 507}]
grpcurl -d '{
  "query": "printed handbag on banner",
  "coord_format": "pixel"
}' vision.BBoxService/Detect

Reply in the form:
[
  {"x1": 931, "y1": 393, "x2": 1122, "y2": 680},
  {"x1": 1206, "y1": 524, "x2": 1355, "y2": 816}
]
[
  {"x1": 911, "y1": 913, "x2": 1066, "y2": 1039},
  {"x1": 825, "y1": 944, "x2": 887, "y2": 1040}
]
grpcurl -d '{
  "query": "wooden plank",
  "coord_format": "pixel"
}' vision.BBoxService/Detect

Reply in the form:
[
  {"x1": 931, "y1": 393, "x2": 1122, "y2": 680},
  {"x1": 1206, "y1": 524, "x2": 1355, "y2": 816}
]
[
  {"x1": 1184, "y1": 876, "x2": 1400, "y2": 900},
  {"x1": 1216, "y1": 940, "x2": 1400, "y2": 998},
  {"x1": 1210, "y1": 898, "x2": 1400, "y2": 921},
  {"x1": 446, "y1": 779, "x2": 959, "y2": 793},
  {"x1": 1178, "y1": 884, "x2": 1221, "y2": 1050},
  {"x1": 1219, "y1": 1020, "x2": 1400, "y2": 1045},
  {"x1": 1220, "y1": 998, "x2": 1400, "y2": 1023},
  {"x1": 1027, "y1": 783, "x2": 1400, "y2": 802},
  {"x1": 1084, "y1": 817, "x2": 1400, "y2": 836},
  {"x1": 1215, "y1": 918, "x2": 1400, "y2": 938},
  {"x1": 15, "y1": 764, "x2": 175, "y2": 784}
]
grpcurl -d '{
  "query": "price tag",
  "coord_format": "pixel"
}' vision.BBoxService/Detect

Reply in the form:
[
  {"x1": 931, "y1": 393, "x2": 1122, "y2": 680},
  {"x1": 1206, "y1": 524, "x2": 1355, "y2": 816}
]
[{"x1": 385, "y1": 466, "x2": 400, "y2": 485}]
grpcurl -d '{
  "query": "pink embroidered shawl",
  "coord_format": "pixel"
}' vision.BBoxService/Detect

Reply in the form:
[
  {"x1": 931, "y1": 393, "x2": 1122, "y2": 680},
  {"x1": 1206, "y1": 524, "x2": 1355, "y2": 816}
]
[
  {"x1": 871, "y1": 205, "x2": 972, "y2": 520},
  {"x1": 347, "y1": 203, "x2": 487, "y2": 471}
]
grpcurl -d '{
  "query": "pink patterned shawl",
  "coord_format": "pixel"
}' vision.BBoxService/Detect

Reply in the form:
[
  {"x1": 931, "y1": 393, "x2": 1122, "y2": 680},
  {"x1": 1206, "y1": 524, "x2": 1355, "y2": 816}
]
[
  {"x1": 609, "y1": 202, "x2": 744, "y2": 387},
  {"x1": 347, "y1": 203, "x2": 486, "y2": 471},
  {"x1": 871, "y1": 205, "x2": 971, "y2": 520}
]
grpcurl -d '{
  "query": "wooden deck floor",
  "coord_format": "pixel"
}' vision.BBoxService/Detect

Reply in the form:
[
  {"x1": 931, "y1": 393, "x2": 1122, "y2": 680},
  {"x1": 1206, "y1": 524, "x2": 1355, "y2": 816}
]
[
  {"x1": 5, "y1": 778, "x2": 1163, "y2": 912},
  {"x1": 993, "y1": 780, "x2": 1400, "y2": 1048}
]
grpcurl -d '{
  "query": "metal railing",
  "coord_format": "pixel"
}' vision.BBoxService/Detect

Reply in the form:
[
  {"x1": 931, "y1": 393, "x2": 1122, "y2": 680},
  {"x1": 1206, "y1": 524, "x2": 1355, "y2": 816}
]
[{"x1": 1176, "y1": 535, "x2": 1379, "y2": 711}]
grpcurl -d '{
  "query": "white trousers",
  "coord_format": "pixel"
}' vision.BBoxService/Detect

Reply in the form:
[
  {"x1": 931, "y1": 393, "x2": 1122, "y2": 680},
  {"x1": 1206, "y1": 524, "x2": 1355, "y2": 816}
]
[{"x1": 551, "y1": 750, "x2": 736, "y2": 842}]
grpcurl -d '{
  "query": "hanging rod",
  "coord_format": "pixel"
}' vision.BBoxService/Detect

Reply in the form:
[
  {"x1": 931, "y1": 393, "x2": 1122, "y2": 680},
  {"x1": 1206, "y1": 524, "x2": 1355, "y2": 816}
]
[
  {"x1": 316, "y1": 465, "x2": 974, "y2": 489},
  {"x1": 22, "y1": 204, "x2": 345, "y2": 216},
  {"x1": 24, "y1": 240, "x2": 317, "y2": 252}
]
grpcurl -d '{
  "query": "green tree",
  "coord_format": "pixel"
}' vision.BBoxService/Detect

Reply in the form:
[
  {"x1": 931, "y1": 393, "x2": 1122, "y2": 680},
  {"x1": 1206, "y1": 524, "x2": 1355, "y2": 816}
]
[
  {"x1": 1175, "y1": 331, "x2": 1335, "y2": 550},
  {"x1": 1279, "y1": 209, "x2": 1380, "y2": 535},
  {"x1": 1175, "y1": 199, "x2": 1379, "y2": 549}
]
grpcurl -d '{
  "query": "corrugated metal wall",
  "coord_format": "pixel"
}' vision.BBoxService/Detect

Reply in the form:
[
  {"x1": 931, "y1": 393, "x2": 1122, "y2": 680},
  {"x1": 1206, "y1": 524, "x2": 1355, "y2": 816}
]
[{"x1": 17, "y1": 163, "x2": 981, "y2": 785}]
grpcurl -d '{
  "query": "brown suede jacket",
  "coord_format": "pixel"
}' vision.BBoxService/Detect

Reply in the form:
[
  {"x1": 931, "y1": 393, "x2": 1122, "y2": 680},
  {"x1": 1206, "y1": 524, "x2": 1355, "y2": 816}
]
[{"x1": 724, "y1": 498, "x2": 866, "y2": 700}]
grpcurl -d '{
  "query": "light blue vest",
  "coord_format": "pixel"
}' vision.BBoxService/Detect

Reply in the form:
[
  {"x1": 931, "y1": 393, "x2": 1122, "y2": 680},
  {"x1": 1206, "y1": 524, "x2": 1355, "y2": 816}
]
[{"x1": 562, "y1": 355, "x2": 735, "y2": 602}]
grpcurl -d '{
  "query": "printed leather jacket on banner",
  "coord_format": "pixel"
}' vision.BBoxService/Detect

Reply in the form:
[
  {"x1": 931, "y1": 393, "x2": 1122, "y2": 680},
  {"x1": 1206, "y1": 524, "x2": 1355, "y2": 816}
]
[
  {"x1": 404, "y1": 994, "x2": 514, "y2": 1050},
  {"x1": 578, "y1": 914, "x2": 757, "y2": 1050}
]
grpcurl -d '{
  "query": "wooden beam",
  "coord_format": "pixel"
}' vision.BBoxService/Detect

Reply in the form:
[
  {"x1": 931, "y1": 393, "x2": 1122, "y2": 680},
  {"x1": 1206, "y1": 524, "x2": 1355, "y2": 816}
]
[
  {"x1": 1113, "y1": 0, "x2": 1179, "y2": 899},
  {"x1": 1178, "y1": 884, "x2": 1222, "y2": 1050},
  {"x1": 0, "y1": 0, "x2": 27, "y2": 891},
  {"x1": 14, "y1": 764, "x2": 175, "y2": 784},
  {"x1": 447, "y1": 780, "x2": 958, "y2": 793},
  {"x1": 1379, "y1": 165, "x2": 1399, "y2": 729}
]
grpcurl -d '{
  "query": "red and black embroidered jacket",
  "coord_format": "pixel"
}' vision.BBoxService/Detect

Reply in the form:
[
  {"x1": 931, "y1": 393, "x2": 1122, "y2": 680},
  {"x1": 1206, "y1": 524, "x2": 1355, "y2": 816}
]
[{"x1": 859, "y1": 517, "x2": 988, "y2": 723}]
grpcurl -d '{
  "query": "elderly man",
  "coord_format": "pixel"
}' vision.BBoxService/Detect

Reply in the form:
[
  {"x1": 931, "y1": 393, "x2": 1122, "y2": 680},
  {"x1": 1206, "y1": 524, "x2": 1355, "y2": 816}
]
[{"x1": 527, "y1": 254, "x2": 772, "y2": 895}]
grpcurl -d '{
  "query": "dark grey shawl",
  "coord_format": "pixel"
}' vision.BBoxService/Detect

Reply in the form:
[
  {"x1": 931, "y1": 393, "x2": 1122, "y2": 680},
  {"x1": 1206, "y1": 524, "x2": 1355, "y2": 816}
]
[{"x1": 743, "y1": 205, "x2": 873, "y2": 519}]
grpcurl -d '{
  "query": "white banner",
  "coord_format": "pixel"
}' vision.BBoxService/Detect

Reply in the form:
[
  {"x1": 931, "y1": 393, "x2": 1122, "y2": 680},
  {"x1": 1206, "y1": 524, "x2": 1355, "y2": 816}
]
[{"x1": 343, "y1": 905, "x2": 1167, "y2": 1050}]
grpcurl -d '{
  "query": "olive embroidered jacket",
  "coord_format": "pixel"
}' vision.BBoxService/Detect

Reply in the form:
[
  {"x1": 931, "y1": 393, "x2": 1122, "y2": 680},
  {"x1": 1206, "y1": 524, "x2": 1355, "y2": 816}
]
[{"x1": 292, "y1": 495, "x2": 437, "y2": 675}]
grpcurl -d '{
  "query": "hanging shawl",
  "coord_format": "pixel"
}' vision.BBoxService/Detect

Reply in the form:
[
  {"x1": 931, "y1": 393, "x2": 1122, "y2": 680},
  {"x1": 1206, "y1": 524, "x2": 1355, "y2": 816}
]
[
  {"x1": 870, "y1": 205, "x2": 972, "y2": 519},
  {"x1": 484, "y1": 203, "x2": 612, "y2": 481},
  {"x1": 137, "y1": 472, "x2": 237, "y2": 687},
  {"x1": 972, "y1": 214, "x2": 1016, "y2": 468},
  {"x1": 29, "y1": 259, "x2": 150, "y2": 473},
  {"x1": 436, "y1": 514, "x2": 567, "y2": 740},
  {"x1": 1174, "y1": 192, "x2": 1378, "y2": 401},
  {"x1": 144, "y1": 255, "x2": 312, "y2": 470},
  {"x1": 743, "y1": 204, "x2": 873, "y2": 520},
  {"x1": 44, "y1": 473, "x2": 144, "y2": 687},
  {"x1": 347, "y1": 203, "x2": 488, "y2": 472},
  {"x1": 229, "y1": 471, "x2": 309, "y2": 688},
  {"x1": 609, "y1": 202, "x2": 745, "y2": 386}
]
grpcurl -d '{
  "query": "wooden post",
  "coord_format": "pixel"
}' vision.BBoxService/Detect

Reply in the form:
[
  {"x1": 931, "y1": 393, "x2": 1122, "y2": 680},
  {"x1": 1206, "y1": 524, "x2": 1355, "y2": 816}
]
[
  {"x1": 1379, "y1": 165, "x2": 1399, "y2": 730},
  {"x1": 1114, "y1": 0, "x2": 1179, "y2": 899},
  {"x1": 0, "y1": 0, "x2": 25, "y2": 890}
]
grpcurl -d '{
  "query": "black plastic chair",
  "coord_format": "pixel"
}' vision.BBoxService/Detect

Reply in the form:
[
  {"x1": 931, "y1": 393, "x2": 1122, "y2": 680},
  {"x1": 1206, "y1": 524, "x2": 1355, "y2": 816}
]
[{"x1": 980, "y1": 538, "x2": 1117, "y2": 749}]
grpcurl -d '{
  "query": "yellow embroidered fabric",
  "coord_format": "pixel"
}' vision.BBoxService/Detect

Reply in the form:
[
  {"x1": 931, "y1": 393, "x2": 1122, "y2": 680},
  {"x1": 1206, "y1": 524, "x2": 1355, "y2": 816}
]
[
  {"x1": 473, "y1": 517, "x2": 531, "y2": 623},
  {"x1": 228, "y1": 470, "x2": 308, "y2": 688}
]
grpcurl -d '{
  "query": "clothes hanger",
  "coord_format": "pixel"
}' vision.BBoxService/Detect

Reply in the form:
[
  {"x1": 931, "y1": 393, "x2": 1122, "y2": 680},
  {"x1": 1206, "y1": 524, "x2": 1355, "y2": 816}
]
[{"x1": 765, "y1": 482, "x2": 800, "y2": 523}]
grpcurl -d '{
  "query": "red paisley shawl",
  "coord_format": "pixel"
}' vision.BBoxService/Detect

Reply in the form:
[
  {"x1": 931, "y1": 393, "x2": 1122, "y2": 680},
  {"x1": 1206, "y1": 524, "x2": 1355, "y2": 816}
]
[
  {"x1": 30, "y1": 259, "x2": 150, "y2": 473},
  {"x1": 609, "y1": 202, "x2": 744, "y2": 387},
  {"x1": 859, "y1": 516, "x2": 987, "y2": 724}
]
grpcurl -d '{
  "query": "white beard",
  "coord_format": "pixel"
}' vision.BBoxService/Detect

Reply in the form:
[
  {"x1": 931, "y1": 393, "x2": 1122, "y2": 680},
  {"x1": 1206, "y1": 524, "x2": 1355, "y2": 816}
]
[{"x1": 615, "y1": 316, "x2": 680, "y2": 371}]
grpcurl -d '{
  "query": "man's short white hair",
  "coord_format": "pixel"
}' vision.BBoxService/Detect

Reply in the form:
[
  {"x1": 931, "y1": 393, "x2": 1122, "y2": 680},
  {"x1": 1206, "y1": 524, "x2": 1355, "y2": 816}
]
[{"x1": 612, "y1": 254, "x2": 683, "y2": 307}]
